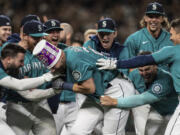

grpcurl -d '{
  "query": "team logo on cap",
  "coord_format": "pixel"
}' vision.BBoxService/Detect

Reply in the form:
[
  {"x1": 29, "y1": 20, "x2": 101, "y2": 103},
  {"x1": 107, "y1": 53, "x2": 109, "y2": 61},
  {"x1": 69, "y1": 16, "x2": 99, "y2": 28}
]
[
  {"x1": 51, "y1": 20, "x2": 56, "y2": 26},
  {"x1": 6, "y1": 22, "x2": 10, "y2": 26},
  {"x1": 72, "y1": 71, "x2": 81, "y2": 81},
  {"x1": 38, "y1": 25, "x2": 42, "y2": 32},
  {"x1": 152, "y1": 83, "x2": 162, "y2": 94},
  {"x1": 37, "y1": 17, "x2": 40, "y2": 21},
  {"x1": 102, "y1": 21, "x2": 107, "y2": 28},
  {"x1": 152, "y1": 4, "x2": 157, "y2": 10}
]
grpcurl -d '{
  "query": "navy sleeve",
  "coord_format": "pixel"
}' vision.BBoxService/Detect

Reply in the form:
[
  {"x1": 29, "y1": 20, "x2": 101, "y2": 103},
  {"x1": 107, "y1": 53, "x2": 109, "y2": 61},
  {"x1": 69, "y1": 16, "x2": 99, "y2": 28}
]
[{"x1": 116, "y1": 55, "x2": 156, "y2": 68}]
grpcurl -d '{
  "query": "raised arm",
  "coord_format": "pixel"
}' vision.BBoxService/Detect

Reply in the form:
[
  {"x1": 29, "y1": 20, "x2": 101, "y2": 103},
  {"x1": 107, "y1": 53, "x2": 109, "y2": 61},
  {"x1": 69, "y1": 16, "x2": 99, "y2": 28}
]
[{"x1": 96, "y1": 55, "x2": 156, "y2": 70}]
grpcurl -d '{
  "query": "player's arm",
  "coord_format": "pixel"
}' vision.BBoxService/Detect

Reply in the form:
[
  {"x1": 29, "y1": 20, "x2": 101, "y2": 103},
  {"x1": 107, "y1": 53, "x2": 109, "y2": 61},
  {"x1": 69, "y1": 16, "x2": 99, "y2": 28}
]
[
  {"x1": 100, "y1": 91, "x2": 159, "y2": 108},
  {"x1": 96, "y1": 46, "x2": 173, "y2": 70},
  {"x1": 16, "y1": 88, "x2": 61, "y2": 101},
  {"x1": 52, "y1": 77, "x2": 95, "y2": 94},
  {"x1": 73, "y1": 78, "x2": 95, "y2": 94},
  {"x1": 0, "y1": 72, "x2": 58, "y2": 91},
  {"x1": 97, "y1": 54, "x2": 156, "y2": 70}
]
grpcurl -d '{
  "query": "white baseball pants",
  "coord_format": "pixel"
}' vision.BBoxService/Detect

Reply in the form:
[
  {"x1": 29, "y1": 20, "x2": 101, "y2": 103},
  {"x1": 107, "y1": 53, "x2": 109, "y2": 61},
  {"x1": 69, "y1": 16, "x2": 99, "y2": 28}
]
[
  {"x1": 70, "y1": 77, "x2": 135, "y2": 135},
  {"x1": 164, "y1": 98, "x2": 180, "y2": 135},
  {"x1": 6, "y1": 100, "x2": 56, "y2": 135}
]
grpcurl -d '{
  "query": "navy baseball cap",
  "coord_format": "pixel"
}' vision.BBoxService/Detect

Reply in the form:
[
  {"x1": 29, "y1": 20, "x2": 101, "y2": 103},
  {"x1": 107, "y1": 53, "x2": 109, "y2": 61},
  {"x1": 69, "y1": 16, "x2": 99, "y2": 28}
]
[
  {"x1": 44, "y1": 19, "x2": 63, "y2": 32},
  {"x1": 23, "y1": 20, "x2": 48, "y2": 37},
  {"x1": 145, "y1": 2, "x2": 165, "y2": 16},
  {"x1": 97, "y1": 18, "x2": 116, "y2": 33},
  {"x1": 20, "y1": 14, "x2": 41, "y2": 27},
  {"x1": 0, "y1": 15, "x2": 11, "y2": 26}
]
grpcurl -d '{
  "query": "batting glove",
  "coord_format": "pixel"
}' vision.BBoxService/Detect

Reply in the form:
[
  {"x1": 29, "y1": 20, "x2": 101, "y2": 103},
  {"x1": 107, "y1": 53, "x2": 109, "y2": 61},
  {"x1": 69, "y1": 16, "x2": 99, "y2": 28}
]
[
  {"x1": 52, "y1": 78, "x2": 64, "y2": 90},
  {"x1": 96, "y1": 58, "x2": 117, "y2": 70},
  {"x1": 42, "y1": 72, "x2": 60, "y2": 82}
]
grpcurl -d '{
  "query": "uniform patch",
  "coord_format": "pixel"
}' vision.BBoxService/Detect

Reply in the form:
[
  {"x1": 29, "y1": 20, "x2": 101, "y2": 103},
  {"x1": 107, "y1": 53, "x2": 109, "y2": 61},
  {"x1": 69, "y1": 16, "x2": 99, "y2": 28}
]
[
  {"x1": 72, "y1": 71, "x2": 81, "y2": 81},
  {"x1": 152, "y1": 83, "x2": 162, "y2": 94}
]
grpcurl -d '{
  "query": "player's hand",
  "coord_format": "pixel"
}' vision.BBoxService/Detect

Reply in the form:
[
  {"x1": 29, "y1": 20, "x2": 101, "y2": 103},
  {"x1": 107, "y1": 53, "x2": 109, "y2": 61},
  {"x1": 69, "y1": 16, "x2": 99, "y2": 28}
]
[
  {"x1": 96, "y1": 58, "x2": 117, "y2": 70},
  {"x1": 100, "y1": 96, "x2": 118, "y2": 107},
  {"x1": 72, "y1": 83, "x2": 78, "y2": 92},
  {"x1": 53, "y1": 88, "x2": 62, "y2": 94},
  {"x1": 42, "y1": 72, "x2": 60, "y2": 82},
  {"x1": 52, "y1": 78, "x2": 64, "y2": 90}
]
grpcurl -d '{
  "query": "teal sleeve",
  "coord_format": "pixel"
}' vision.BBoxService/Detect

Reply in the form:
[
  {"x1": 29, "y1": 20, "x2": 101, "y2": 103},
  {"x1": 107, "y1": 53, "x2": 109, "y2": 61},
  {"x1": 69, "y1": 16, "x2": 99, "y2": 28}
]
[
  {"x1": 152, "y1": 46, "x2": 174, "y2": 64},
  {"x1": 117, "y1": 91, "x2": 160, "y2": 108},
  {"x1": 0, "y1": 68, "x2": 8, "y2": 79}
]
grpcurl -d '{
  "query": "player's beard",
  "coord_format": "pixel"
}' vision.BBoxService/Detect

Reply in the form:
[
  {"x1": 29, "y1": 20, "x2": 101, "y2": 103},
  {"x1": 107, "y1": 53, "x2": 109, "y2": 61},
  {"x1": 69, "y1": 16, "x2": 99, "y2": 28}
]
[
  {"x1": 6, "y1": 65, "x2": 20, "y2": 78},
  {"x1": 54, "y1": 66, "x2": 66, "y2": 76}
]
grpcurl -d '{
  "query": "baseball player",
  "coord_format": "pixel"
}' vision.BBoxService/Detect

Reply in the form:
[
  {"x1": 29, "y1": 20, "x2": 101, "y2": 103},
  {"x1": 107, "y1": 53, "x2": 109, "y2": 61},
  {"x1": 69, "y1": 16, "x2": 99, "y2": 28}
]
[
  {"x1": 124, "y1": 2, "x2": 173, "y2": 71},
  {"x1": 96, "y1": 18, "x2": 180, "y2": 135},
  {"x1": 84, "y1": 17, "x2": 129, "y2": 76},
  {"x1": 44, "y1": 19, "x2": 77, "y2": 135},
  {"x1": 122, "y1": 2, "x2": 173, "y2": 134},
  {"x1": 83, "y1": 18, "x2": 132, "y2": 134},
  {"x1": 0, "y1": 15, "x2": 12, "y2": 52},
  {"x1": 33, "y1": 39, "x2": 135, "y2": 135},
  {"x1": 5, "y1": 20, "x2": 58, "y2": 135},
  {"x1": 0, "y1": 15, "x2": 13, "y2": 125},
  {"x1": 59, "y1": 23, "x2": 74, "y2": 46},
  {"x1": 2, "y1": 14, "x2": 40, "y2": 48},
  {"x1": 100, "y1": 51, "x2": 178, "y2": 135},
  {"x1": 0, "y1": 44, "x2": 58, "y2": 135}
]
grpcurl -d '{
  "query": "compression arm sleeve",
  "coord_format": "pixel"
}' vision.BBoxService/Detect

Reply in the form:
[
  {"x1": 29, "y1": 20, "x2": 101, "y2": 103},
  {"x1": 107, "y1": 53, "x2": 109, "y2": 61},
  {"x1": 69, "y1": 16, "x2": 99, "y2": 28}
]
[
  {"x1": 116, "y1": 55, "x2": 156, "y2": 69},
  {"x1": 117, "y1": 92, "x2": 159, "y2": 108},
  {"x1": 16, "y1": 88, "x2": 56, "y2": 101},
  {"x1": 0, "y1": 76, "x2": 46, "y2": 91}
]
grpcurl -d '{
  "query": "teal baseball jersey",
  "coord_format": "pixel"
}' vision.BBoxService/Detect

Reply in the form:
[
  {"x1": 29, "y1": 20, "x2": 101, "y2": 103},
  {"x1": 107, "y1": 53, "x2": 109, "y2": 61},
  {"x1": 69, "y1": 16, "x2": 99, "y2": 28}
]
[
  {"x1": 83, "y1": 35, "x2": 129, "y2": 75},
  {"x1": 152, "y1": 45, "x2": 180, "y2": 95},
  {"x1": 64, "y1": 46, "x2": 118, "y2": 100},
  {"x1": 57, "y1": 42, "x2": 68, "y2": 50},
  {"x1": 0, "y1": 61, "x2": 9, "y2": 79},
  {"x1": 129, "y1": 68, "x2": 178, "y2": 115},
  {"x1": 0, "y1": 46, "x2": 3, "y2": 54},
  {"x1": 57, "y1": 43, "x2": 75, "y2": 102},
  {"x1": 20, "y1": 50, "x2": 49, "y2": 89},
  {"x1": 0, "y1": 60, "x2": 30, "y2": 103},
  {"x1": 124, "y1": 28, "x2": 174, "y2": 71}
]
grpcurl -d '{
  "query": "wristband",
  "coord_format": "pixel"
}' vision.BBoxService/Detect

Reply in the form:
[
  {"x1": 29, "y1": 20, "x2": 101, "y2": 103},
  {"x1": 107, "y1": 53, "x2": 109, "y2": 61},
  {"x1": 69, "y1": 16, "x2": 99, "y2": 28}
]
[{"x1": 62, "y1": 82, "x2": 74, "y2": 91}]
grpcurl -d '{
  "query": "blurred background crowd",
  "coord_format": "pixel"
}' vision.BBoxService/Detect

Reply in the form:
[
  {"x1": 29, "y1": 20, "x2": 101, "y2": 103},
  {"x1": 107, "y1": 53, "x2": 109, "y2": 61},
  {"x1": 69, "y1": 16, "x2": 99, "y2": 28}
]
[{"x1": 0, "y1": 0, "x2": 179, "y2": 43}]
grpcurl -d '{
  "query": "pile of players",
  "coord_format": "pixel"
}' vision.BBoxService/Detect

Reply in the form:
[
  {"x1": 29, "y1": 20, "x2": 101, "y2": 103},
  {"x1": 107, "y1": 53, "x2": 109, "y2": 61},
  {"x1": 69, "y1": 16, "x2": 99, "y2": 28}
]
[{"x1": 0, "y1": 2, "x2": 179, "y2": 135}]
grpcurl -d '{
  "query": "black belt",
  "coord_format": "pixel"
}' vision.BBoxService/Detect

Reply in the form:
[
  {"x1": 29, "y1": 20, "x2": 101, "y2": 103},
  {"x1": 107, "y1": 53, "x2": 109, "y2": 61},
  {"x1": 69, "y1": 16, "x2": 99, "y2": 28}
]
[
  {"x1": 60, "y1": 101, "x2": 71, "y2": 104},
  {"x1": 106, "y1": 83, "x2": 112, "y2": 89}
]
